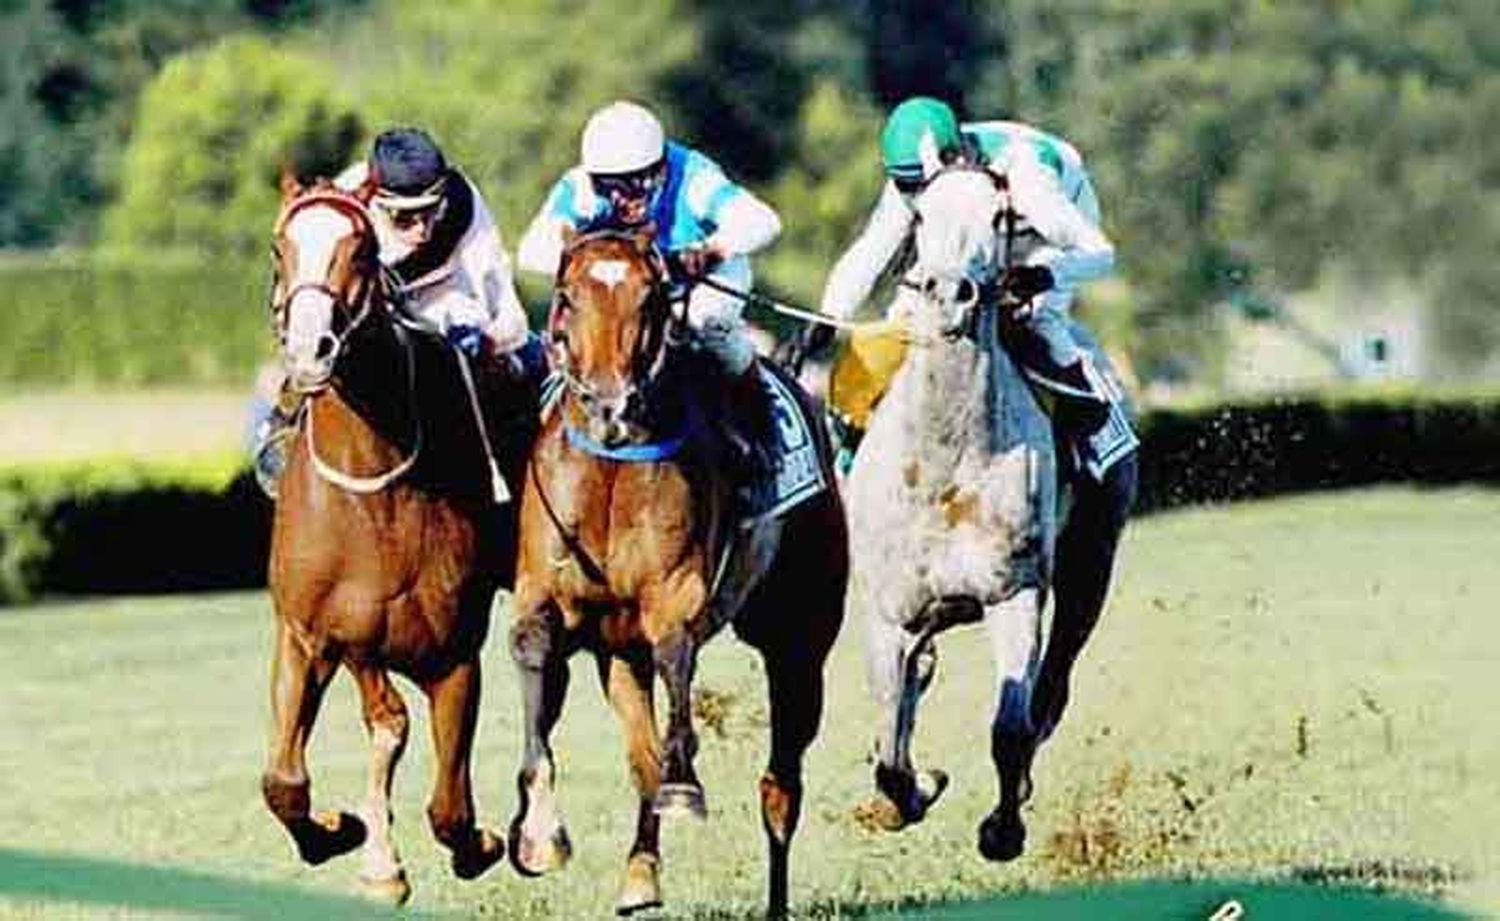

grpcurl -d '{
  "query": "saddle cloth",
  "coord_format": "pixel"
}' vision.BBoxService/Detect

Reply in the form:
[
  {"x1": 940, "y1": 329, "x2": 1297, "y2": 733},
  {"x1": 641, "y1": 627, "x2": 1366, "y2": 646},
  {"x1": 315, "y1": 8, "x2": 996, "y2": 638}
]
[{"x1": 739, "y1": 362, "x2": 828, "y2": 525}]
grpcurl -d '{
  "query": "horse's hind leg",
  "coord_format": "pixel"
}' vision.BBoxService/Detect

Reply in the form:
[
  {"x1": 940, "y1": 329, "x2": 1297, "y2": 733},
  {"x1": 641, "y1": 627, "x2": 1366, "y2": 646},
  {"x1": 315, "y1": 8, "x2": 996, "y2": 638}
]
[
  {"x1": 508, "y1": 599, "x2": 573, "y2": 876},
  {"x1": 1033, "y1": 454, "x2": 1136, "y2": 740},
  {"x1": 860, "y1": 613, "x2": 949, "y2": 830},
  {"x1": 423, "y1": 656, "x2": 504, "y2": 880},
  {"x1": 756, "y1": 640, "x2": 830, "y2": 919},
  {"x1": 978, "y1": 587, "x2": 1046, "y2": 862},
  {"x1": 349, "y1": 665, "x2": 411, "y2": 905},
  {"x1": 596, "y1": 650, "x2": 664, "y2": 916},
  {"x1": 262, "y1": 619, "x2": 366, "y2": 865}
]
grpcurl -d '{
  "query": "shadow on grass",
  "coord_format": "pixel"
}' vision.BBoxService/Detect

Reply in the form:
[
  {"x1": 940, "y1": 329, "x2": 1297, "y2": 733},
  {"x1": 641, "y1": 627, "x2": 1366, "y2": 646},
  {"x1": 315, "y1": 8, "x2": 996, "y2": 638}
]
[
  {"x1": 0, "y1": 847, "x2": 446, "y2": 919},
  {"x1": 780, "y1": 879, "x2": 1473, "y2": 920}
]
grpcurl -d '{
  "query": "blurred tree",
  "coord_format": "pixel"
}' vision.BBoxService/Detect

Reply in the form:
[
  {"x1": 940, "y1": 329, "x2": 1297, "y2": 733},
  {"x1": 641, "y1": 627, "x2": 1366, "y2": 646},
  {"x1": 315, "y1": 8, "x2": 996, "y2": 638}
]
[{"x1": 102, "y1": 36, "x2": 361, "y2": 254}]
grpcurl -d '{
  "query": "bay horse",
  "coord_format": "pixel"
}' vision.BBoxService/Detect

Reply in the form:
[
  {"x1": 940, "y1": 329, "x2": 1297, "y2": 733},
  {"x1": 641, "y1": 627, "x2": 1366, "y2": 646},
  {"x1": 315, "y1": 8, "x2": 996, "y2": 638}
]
[
  {"x1": 845, "y1": 159, "x2": 1061, "y2": 861},
  {"x1": 507, "y1": 229, "x2": 847, "y2": 916},
  {"x1": 261, "y1": 173, "x2": 534, "y2": 903}
]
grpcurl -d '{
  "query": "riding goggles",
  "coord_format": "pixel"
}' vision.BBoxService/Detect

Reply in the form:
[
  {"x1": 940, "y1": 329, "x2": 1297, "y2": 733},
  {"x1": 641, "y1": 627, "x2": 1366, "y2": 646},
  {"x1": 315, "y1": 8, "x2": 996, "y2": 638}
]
[{"x1": 590, "y1": 162, "x2": 665, "y2": 203}]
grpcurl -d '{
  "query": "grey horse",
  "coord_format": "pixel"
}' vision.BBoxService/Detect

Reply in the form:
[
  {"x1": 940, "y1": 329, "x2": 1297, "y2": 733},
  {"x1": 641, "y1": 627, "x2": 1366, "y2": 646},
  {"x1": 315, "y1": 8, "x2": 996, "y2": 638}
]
[{"x1": 845, "y1": 161, "x2": 1059, "y2": 861}]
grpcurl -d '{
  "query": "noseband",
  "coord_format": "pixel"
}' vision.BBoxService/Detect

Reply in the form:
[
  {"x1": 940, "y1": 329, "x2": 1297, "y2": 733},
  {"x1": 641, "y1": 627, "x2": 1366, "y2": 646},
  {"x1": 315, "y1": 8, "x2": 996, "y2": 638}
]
[{"x1": 271, "y1": 190, "x2": 383, "y2": 390}]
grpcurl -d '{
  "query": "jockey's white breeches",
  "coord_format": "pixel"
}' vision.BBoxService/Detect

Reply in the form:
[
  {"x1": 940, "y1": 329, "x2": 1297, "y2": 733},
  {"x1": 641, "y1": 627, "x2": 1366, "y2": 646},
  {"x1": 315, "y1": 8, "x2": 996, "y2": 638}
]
[{"x1": 686, "y1": 255, "x2": 756, "y2": 376}]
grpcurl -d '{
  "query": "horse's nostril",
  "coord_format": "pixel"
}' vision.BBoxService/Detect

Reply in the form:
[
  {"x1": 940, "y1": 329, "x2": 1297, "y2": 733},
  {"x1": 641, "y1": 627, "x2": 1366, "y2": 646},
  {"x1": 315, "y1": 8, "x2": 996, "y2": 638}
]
[
  {"x1": 314, "y1": 332, "x2": 337, "y2": 361},
  {"x1": 956, "y1": 279, "x2": 978, "y2": 305}
]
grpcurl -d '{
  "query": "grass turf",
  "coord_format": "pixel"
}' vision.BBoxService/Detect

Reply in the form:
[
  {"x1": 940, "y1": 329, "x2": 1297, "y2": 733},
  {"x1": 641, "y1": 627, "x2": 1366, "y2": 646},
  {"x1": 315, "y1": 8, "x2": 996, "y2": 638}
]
[{"x1": 0, "y1": 486, "x2": 1494, "y2": 918}]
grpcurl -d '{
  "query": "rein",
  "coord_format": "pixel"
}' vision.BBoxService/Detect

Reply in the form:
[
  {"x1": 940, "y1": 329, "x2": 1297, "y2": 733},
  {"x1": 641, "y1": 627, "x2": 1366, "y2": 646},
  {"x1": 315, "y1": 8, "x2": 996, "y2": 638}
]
[{"x1": 304, "y1": 320, "x2": 425, "y2": 493}]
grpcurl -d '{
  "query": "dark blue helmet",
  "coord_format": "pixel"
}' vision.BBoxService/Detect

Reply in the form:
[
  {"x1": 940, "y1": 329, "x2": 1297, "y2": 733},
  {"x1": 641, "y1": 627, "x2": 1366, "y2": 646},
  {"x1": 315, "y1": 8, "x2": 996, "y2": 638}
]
[{"x1": 370, "y1": 128, "x2": 448, "y2": 209}]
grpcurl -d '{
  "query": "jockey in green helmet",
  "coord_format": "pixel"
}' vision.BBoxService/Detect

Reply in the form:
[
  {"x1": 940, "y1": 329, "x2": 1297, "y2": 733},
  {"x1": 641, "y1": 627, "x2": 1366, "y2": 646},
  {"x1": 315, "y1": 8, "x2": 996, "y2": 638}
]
[{"x1": 817, "y1": 96, "x2": 1139, "y2": 798}]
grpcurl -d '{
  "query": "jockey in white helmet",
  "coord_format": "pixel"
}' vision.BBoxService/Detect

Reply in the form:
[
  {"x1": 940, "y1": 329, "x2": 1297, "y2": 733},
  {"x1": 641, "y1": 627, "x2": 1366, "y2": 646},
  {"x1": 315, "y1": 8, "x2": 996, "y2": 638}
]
[
  {"x1": 517, "y1": 101, "x2": 781, "y2": 380},
  {"x1": 820, "y1": 97, "x2": 1138, "y2": 751}
]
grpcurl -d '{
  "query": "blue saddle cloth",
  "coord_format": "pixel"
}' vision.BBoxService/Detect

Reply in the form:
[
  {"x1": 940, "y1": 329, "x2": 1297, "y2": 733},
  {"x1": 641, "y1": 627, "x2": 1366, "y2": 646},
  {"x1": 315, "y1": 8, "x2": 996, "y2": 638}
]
[{"x1": 740, "y1": 362, "x2": 828, "y2": 525}]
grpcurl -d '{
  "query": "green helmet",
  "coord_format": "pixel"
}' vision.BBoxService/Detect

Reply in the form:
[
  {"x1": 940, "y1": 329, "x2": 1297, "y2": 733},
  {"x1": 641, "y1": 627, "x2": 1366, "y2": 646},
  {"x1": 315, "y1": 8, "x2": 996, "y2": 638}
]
[{"x1": 880, "y1": 97, "x2": 961, "y2": 184}]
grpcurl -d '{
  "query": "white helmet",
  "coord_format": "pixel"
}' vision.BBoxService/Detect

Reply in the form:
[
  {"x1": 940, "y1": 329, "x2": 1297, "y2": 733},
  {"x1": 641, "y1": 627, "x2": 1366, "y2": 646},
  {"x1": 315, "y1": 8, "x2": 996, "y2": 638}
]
[{"x1": 581, "y1": 101, "x2": 665, "y2": 175}]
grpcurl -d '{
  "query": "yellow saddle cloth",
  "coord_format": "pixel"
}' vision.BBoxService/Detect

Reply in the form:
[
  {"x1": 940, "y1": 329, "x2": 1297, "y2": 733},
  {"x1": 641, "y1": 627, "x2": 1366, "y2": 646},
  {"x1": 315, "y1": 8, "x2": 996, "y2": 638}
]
[{"x1": 828, "y1": 321, "x2": 910, "y2": 430}]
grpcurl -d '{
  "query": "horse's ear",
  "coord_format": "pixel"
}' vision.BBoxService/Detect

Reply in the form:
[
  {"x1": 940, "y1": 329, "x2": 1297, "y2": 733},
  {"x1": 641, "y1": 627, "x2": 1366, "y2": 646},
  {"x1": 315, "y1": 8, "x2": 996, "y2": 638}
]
[
  {"x1": 353, "y1": 174, "x2": 378, "y2": 204},
  {"x1": 278, "y1": 164, "x2": 303, "y2": 202},
  {"x1": 918, "y1": 130, "x2": 945, "y2": 181}
]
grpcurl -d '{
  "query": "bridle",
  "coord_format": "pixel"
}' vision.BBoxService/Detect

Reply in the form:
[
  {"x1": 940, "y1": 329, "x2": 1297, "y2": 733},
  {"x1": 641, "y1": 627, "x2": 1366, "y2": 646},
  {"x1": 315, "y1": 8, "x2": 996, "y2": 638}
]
[
  {"x1": 271, "y1": 188, "x2": 383, "y2": 393},
  {"x1": 905, "y1": 163, "x2": 1020, "y2": 342},
  {"x1": 548, "y1": 229, "x2": 682, "y2": 432},
  {"x1": 270, "y1": 186, "x2": 424, "y2": 492}
]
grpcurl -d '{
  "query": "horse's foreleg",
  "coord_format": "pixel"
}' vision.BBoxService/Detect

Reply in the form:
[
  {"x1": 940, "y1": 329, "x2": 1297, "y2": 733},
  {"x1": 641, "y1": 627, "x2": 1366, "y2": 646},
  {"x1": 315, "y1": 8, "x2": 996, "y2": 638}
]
[
  {"x1": 1033, "y1": 454, "x2": 1136, "y2": 740},
  {"x1": 597, "y1": 650, "x2": 664, "y2": 916},
  {"x1": 262, "y1": 618, "x2": 365, "y2": 865},
  {"x1": 508, "y1": 600, "x2": 572, "y2": 876},
  {"x1": 978, "y1": 586, "x2": 1046, "y2": 862},
  {"x1": 424, "y1": 656, "x2": 504, "y2": 881},
  {"x1": 861, "y1": 614, "x2": 948, "y2": 830},
  {"x1": 652, "y1": 627, "x2": 706, "y2": 819},
  {"x1": 349, "y1": 665, "x2": 411, "y2": 904}
]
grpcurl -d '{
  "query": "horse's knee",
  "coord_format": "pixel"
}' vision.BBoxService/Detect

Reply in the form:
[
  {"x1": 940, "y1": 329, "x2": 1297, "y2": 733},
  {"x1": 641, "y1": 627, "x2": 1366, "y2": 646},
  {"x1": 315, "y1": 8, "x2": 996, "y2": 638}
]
[{"x1": 262, "y1": 771, "x2": 310, "y2": 824}]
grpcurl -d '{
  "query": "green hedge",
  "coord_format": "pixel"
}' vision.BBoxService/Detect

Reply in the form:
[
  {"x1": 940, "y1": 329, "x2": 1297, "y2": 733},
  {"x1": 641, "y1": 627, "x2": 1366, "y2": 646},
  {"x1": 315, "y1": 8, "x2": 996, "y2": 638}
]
[
  {"x1": 1134, "y1": 390, "x2": 1500, "y2": 512},
  {"x1": 0, "y1": 252, "x2": 273, "y2": 387},
  {"x1": 0, "y1": 458, "x2": 270, "y2": 604},
  {"x1": 1, "y1": 392, "x2": 1497, "y2": 604}
]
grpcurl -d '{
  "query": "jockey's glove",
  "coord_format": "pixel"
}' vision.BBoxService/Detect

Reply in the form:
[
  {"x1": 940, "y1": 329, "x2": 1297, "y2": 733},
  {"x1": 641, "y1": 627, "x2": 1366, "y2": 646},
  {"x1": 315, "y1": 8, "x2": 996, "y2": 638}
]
[
  {"x1": 672, "y1": 244, "x2": 724, "y2": 280},
  {"x1": 1001, "y1": 265, "x2": 1055, "y2": 305},
  {"x1": 446, "y1": 323, "x2": 485, "y2": 358},
  {"x1": 801, "y1": 322, "x2": 837, "y2": 360}
]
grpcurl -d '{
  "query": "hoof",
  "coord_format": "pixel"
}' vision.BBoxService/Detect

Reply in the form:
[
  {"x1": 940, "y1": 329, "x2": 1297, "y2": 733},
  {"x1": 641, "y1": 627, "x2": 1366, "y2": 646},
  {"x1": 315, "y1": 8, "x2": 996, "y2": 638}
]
[
  {"x1": 865, "y1": 766, "x2": 949, "y2": 831},
  {"x1": 616, "y1": 853, "x2": 663, "y2": 916},
  {"x1": 296, "y1": 811, "x2": 367, "y2": 866},
  {"x1": 358, "y1": 870, "x2": 411, "y2": 906},
  {"x1": 452, "y1": 827, "x2": 505, "y2": 880},
  {"x1": 508, "y1": 817, "x2": 572, "y2": 877},
  {"x1": 653, "y1": 782, "x2": 707, "y2": 820},
  {"x1": 977, "y1": 808, "x2": 1026, "y2": 862}
]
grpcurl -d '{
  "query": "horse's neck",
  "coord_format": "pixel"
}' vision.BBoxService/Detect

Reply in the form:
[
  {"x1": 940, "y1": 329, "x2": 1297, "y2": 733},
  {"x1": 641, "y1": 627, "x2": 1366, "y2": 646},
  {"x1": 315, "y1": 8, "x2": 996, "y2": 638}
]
[
  {"x1": 897, "y1": 311, "x2": 1034, "y2": 463},
  {"x1": 322, "y1": 318, "x2": 415, "y2": 461}
]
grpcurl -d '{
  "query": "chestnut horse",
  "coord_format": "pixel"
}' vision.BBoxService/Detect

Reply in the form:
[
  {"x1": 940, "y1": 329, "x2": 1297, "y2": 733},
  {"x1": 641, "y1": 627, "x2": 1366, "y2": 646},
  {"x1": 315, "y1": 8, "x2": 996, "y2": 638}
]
[
  {"x1": 261, "y1": 175, "x2": 534, "y2": 903},
  {"x1": 507, "y1": 230, "x2": 847, "y2": 917}
]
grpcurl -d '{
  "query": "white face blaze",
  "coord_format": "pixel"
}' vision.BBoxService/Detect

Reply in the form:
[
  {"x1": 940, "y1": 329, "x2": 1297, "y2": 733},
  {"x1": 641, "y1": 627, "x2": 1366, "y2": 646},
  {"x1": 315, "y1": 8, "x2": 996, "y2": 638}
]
[{"x1": 281, "y1": 204, "x2": 357, "y2": 387}]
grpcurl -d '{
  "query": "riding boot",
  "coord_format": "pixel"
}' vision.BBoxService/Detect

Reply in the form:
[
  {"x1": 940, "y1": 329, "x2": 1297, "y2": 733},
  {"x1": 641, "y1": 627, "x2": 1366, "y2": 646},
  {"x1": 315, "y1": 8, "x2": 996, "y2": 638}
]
[
  {"x1": 722, "y1": 363, "x2": 775, "y2": 487},
  {"x1": 252, "y1": 384, "x2": 304, "y2": 500}
]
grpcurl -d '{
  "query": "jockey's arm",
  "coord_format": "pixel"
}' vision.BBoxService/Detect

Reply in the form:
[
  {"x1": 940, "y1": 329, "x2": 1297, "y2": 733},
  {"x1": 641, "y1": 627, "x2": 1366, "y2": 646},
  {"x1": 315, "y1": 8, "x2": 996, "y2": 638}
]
[
  {"x1": 819, "y1": 182, "x2": 914, "y2": 320},
  {"x1": 516, "y1": 171, "x2": 587, "y2": 278},
  {"x1": 1012, "y1": 153, "x2": 1115, "y2": 293},
  {"x1": 456, "y1": 184, "x2": 530, "y2": 354},
  {"x1": 703, "y1": 192, "x2": 781, "y2": 258},
  {"x1": 685, "y1": 157, "x2": 780, "y2": 260}
]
